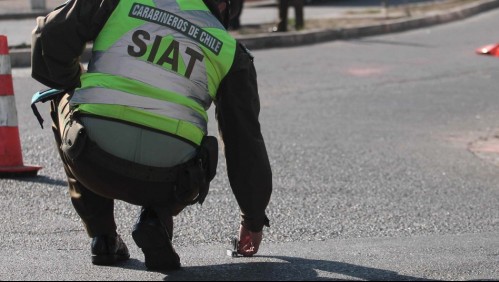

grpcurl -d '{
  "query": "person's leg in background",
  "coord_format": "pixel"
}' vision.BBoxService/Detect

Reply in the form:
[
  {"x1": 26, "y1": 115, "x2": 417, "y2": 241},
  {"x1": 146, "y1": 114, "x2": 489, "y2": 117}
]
[
  {"x1": 293, "y1": 0, "x2": 304, "y2": 30},
  {"x1": 276, "y1": 0, "x2": 289, "y2": 31},
  {"x1": 229, "y1": 0, "x2": 244, "y2": 30}
]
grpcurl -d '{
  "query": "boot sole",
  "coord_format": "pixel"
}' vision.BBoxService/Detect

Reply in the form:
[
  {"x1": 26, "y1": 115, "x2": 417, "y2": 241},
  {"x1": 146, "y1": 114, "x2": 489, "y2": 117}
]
[
  {"x1": 92, "y1": 253, "x2": 130, "y2": 266},
  {"x1": 132, "y1": 223, "x2": 181, "y2": 271}
]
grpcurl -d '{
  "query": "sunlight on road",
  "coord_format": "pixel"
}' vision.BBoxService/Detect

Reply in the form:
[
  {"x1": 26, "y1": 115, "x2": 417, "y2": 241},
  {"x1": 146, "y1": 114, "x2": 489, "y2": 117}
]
[{"x1": 12, "y1": 67, "x2": 31, "y2": 77}]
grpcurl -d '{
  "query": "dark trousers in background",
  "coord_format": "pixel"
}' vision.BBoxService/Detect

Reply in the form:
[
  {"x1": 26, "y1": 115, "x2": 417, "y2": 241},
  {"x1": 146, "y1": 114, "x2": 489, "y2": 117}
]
[
  {"x1": 229, "y1": 0, "x2": 245, "y2": 30},
  {"x1": 277, "y1": 0, "x2": 304, "y2": 31}
]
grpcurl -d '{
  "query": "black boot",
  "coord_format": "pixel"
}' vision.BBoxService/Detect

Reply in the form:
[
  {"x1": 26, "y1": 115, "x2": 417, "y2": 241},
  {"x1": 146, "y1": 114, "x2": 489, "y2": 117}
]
[
  {"x1": 132, "y1": 208, "x2": 181, "y2": 271},
  {"x1": 91, "y1": 234, "x2": 130, "y2": 266}
]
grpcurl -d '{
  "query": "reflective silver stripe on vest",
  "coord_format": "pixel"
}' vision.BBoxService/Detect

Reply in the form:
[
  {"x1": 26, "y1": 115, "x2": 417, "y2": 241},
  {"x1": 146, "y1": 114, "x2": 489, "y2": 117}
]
[
  {"x1": 0, "y1": 95, "x2": 18, "y2": 126},
  {"x1": 86, "y1": 19, "x2": 213, "y2": 108},
  {"x1": 88, "y1": 47, "x2": 209, "y2": 108},
  {"x1": 93, "y1": 22, "x2": 210, "y2": 107},
  {"x1": 71, "y1": 87, "x2": 207, "y2": 132}
]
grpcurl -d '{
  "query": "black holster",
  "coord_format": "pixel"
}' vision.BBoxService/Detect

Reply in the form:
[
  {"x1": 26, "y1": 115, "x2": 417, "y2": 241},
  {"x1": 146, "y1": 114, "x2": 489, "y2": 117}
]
[
  {"x1": 60, "y1": 115, "x2": 88, "y2": 161},
  {"x1": 174, "y1": 136, "x2": 218, "y2": 206}
]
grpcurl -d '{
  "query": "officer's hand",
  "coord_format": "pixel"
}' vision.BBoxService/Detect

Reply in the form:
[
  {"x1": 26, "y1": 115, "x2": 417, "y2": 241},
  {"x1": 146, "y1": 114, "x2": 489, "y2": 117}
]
[{"x1": 237, "y1": 225, "x2": 263, "y2": 257}]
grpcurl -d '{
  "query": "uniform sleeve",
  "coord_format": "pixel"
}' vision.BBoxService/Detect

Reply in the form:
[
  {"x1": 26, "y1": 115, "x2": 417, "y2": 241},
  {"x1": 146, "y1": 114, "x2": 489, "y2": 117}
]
[
  {"x1": 31, "y1": 0, "x2": 118, "y2": 89},
  {"x1": 215, "y1": 43, "x2": 272, "y2": 232}
]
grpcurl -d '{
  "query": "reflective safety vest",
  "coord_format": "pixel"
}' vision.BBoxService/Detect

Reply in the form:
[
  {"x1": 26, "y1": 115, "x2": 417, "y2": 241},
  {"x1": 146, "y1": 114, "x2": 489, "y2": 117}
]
[{"x1": 70, "y1": 0, "x2": 237, "y2": 146}]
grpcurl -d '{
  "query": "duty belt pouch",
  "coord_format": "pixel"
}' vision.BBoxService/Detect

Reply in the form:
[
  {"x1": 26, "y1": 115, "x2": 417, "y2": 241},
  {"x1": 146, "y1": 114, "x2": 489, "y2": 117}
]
[
  {"x1": 200, "y1": 136, "x2": 218, "y2": 182},
  {"x1": 195, "y1": 136, "x2": 218, "y2": 205},
  {"x1": 60, "y1": 118, "x2": 87, "y2": 161},
  {"x1": 175, "y1": 161, "x2": 206, "y2": 206},
  {"x1": 174, "y1": 136, "x2": 218, "y2": 206}
]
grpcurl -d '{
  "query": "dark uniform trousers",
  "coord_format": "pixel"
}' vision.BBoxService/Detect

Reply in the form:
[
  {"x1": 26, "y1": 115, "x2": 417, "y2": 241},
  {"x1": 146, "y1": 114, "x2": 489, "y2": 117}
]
[{"x1": 51, "y1": 94, "x2": 188, "y2": 237}]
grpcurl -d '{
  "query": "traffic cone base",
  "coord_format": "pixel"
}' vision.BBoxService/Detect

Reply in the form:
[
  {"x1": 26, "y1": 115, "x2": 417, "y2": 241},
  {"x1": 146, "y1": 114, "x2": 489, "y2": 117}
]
[
  {"x1": 476, "y1": 43, "x2": 499, "y2": 57},
  {"x1": 0, "y1": 166, "x2": 41, "y2": 175},
  {"x1": 0, "y1": 127, "x2": 41, "y2": 176}
]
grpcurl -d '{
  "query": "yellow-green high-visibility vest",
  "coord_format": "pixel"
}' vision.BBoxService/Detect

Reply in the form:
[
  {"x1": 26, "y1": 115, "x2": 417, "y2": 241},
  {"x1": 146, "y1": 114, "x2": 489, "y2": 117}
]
[{"x1": 70, "y1": 0, "x2": 236, "y2": 146}]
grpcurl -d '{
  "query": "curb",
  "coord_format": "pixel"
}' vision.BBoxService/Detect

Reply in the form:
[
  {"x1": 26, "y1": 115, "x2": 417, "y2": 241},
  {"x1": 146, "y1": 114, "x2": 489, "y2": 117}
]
[
  {"x1": 9, "y1": 0, "x2": 499, "y2": 68},
  {"x1": 238, "y1": 0, "x2": 499, "y2": 50}
]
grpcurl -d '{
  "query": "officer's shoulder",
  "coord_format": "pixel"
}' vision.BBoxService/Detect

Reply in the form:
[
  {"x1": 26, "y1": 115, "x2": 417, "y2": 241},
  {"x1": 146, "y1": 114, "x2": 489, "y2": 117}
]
[{"x1": 237, "y1": 42, "x2": 254, "y2": 61}]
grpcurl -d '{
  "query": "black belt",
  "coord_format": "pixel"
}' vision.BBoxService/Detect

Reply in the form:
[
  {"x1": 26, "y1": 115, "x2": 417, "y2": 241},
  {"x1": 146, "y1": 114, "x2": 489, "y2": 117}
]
[{"x1": 82, "y1": 140, "x2": 198, "y2": 183}]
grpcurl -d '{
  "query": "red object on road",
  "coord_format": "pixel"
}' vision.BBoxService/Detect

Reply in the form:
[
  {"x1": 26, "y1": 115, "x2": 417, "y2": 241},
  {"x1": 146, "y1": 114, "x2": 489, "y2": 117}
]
[
  {"x1": 476, "y1": 43, "x2": 499, "y2": 57},
  {"x1": 0, "y1": 35, "x2": 42, "y2": 177}
]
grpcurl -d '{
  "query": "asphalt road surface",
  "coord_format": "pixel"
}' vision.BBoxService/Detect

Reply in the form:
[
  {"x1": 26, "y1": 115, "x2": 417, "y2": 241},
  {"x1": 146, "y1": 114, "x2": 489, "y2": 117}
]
[{"x1": 1, "y1": 5, "x2": 499, "y2": 281}]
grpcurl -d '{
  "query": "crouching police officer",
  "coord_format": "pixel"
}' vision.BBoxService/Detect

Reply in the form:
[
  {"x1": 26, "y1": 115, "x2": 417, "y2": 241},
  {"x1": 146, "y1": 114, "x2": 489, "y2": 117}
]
[{"x1": 31, "y1": 0, "x2": 272, "y2": 271}]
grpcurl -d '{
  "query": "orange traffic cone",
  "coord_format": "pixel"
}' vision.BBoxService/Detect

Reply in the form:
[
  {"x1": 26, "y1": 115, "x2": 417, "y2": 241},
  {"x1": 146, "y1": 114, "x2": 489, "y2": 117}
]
[
  {"x1": 476, "y1": 43, "x2": 499, "y2": 57},
  {"x1": 0, "y1": 35, "x2": 41, "y2": 176}
]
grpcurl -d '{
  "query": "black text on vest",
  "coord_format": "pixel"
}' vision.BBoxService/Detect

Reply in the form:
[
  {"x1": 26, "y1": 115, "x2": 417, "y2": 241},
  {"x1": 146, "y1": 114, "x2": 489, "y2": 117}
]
[{"x1": 128, "y1": 30, "x2": 205, "y2": 79}]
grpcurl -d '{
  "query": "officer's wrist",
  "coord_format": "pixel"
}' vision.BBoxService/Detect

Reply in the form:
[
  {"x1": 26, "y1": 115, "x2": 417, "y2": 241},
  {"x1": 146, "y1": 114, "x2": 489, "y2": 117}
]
[{"x1": 241, "y1": 215, "x2": 270, "y2": 233}]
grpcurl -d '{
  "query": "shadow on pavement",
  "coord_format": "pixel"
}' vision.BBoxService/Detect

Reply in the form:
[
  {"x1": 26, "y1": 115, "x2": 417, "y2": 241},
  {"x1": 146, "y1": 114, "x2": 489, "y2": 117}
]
[
  {"x1": 0, "y1": 174, "x2": 67, "y2": 186},
  {"x1": 159, "y1": 255, "x2": 433, "y2": 281}
]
